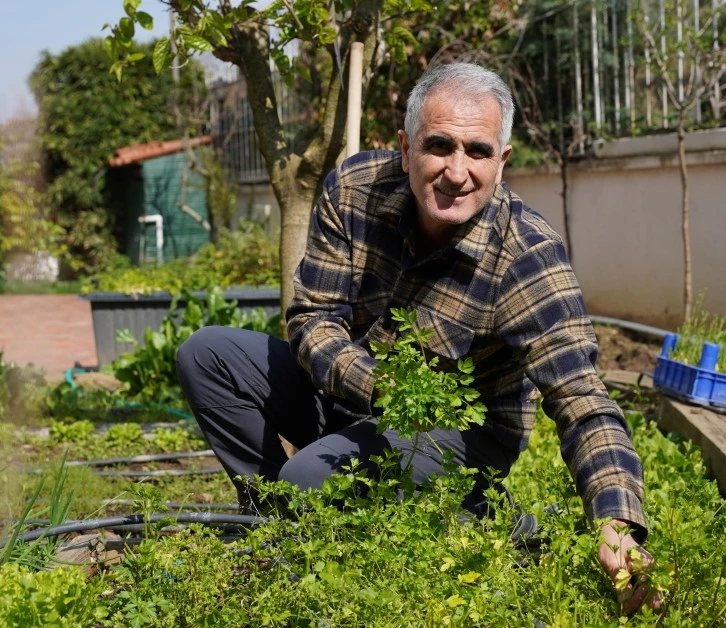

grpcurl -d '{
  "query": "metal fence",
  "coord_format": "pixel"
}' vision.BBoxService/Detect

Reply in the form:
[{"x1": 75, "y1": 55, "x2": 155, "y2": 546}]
[
  {"x1": 209, "y1": 72, "x2": 305, "y2": 184},
  {"x1": 504, "y1": 0, "x2": 725, "y2": 154},
  {"x1": 210, "y1": 0, "x2": 725, "y2": 179}
]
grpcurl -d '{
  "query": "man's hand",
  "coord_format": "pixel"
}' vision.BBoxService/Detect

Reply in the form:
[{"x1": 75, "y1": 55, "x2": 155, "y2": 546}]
[{"x1": 597, "y1": 519, "x2": 663, "y2": 615}]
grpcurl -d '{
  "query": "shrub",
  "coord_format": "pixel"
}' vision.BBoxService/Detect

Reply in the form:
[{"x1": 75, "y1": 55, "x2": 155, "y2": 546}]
[{"x1": 84, "y1": 221, "x2": 280, "y2": 295}]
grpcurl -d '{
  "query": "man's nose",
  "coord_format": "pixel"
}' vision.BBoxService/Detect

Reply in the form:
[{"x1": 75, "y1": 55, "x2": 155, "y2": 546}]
[{"x1": 443, "y1": 151, "x2": 468, "y2": 186}]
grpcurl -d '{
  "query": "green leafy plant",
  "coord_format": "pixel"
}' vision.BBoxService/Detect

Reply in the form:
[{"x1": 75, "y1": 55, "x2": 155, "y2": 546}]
[
  {"x1": 49, "y1": 419, "x2": 96, "y2": 444},
  {"x1": 113, "y1": 287, "x2": 281, "y2": 406},
  {"x1": 104, "y1": 422, "x2": 145, "y2": 449},
  {"x1": 84, "y1": 221, "x2": 280, "y2": 295},
  {"x1": 2, "y1": 399, "x2": 724, "y2": 624},
  {"x1": 0, "y1": 563, "x2": 106, "y2": 627},
  {"x1": 371, "y1": 309, "x2": 486, "y2": 465}
]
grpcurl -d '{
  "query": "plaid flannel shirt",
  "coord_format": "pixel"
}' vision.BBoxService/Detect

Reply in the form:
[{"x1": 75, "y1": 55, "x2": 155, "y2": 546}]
[{"x1": 287, "y1": 150, "x2": 647, "y2": 535}]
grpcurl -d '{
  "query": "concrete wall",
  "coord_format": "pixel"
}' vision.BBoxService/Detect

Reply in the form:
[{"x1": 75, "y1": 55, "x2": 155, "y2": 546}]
[
  {"x1": 234, "y1": 183, "x2": 280, "y2": 235},
  {"x1": 505, "y1": 140, "x2": 726, "y2": 330}
]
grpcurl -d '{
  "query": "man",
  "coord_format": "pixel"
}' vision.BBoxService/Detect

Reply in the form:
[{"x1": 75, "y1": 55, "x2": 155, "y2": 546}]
[{"x1": 177, "y1": 63, "x2": 659, "y2": 613}]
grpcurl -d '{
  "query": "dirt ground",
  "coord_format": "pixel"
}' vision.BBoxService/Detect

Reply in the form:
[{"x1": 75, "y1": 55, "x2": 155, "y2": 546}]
[{"x1": 592, "y1": 324, "x2": 663, "y2": 374}]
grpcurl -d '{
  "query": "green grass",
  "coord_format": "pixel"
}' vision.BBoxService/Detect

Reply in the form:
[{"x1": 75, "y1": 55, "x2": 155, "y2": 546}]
[
  {"x1": 0, "y1": 279, "x2": 83, "y2": 295},
  {"x1": 671, "y1": 299, "x2": 726, "y2": 372}
]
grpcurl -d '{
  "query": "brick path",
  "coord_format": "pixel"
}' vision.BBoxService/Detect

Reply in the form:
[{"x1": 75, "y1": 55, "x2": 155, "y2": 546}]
[{"x1": 0, "y1": 295, "x2": 97, "y2": 381}]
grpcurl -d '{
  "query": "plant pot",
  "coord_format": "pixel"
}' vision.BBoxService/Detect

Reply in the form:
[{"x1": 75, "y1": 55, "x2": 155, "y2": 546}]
[
  {"x1": 653, "y1": 333, "x2": 726, "y2": 409},
  {"x1": 81, "y1": 288, "x2": 281, "y2": 365}
]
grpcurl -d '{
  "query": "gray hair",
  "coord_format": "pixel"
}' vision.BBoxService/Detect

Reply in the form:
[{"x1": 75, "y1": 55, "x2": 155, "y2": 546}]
[{"x1": 404, "y1": 63, "x2": 515, "y2": 154}]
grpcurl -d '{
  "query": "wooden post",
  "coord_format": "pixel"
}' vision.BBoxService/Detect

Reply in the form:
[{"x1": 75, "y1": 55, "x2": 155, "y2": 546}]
[{"x1": 346, "y1": 42, "x2": 365, "y2": 158}]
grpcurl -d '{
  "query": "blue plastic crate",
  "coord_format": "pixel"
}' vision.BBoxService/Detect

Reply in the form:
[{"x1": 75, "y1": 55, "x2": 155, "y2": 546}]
[{"x1": 653, "y1": 333, "x2": 726, "y2": 409}]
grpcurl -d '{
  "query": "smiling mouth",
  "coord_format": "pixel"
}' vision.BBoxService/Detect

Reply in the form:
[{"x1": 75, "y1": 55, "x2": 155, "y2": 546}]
[{"x1": 435, "y1": 187, "x2": 473, "y2": 198}]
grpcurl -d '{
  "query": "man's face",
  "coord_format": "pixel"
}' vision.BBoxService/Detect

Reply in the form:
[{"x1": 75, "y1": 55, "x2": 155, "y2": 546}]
[{"x1": 398, "y1": 89, "x2": 512, "y2": 245}]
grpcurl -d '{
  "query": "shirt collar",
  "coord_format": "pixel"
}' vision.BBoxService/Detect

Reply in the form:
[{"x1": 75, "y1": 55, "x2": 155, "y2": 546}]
[{"x1": 451, "y1": 182, "x2": 511, "y2": 261}]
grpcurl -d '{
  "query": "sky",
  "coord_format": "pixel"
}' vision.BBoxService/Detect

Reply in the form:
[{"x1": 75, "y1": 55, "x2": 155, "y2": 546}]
[{"x1": 0, "y1": 0, "x2": 171, "y2": 123}]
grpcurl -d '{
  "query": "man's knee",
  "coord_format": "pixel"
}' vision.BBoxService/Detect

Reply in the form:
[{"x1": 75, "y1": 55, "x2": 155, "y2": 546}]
[
  {"x1": 177, "y1": 326, "x2": 223, "y2": 377},
  {"x1": 176, "y1": 326, "x2": 261, "y2": 405},
  {"x1": 278, "y1": 448, "x2": 353, "y2": 491}
]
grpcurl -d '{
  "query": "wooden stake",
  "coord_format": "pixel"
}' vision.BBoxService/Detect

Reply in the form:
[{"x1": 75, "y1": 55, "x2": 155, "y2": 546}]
[{"x1": 346, "y1": 42, "x2": 365, "y2": 158}]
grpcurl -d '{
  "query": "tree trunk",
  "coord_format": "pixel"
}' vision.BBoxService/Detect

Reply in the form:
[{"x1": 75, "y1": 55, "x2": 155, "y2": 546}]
[
  {"x1": 676, "y1": 108, "x2": 692, "y2": 321},
  {"x1": 277, "y1": 177, "x2": 317, "y2": 339}
]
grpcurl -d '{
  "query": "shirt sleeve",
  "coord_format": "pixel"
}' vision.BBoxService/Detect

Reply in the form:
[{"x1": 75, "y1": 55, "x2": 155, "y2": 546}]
[
  {"x1": 285, "y1": 169, "x2": 378, "y2": 414},
  {"x1": 494, "y1": 238, "x2": 647, "y2": 539}
]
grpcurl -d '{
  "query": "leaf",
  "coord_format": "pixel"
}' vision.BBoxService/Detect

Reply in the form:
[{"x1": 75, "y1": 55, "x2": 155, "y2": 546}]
[
  {"x1": 457, "y1": 357, "x2": 475, "y2": 374},
  {"x1": 127, "y1": 52, "x2": 146, "y2": 62},
  {"x1": 136, "y1": 11, "x2": 154, "y2": 30},
  {"x1": 123, "y1": 0, "x2": 142, "y2": 16},
  {"x1": 614, "y1": 568, "x2": 632, "y2": 592},
  {"x1": 103, "y1": 36, "x2": 118, "y2": 60},
  {"x1": 153, "y1": 37, "x2": 172, "y2": 74},
  {"x1": 439, "y1": 556, "x2": 455, "y2": 572},
  {"x1": 119, "y1": 16, "x2": 135, "y2": 40},
  {"x1": 116, "y1": 329, "x2": 137, "y2": 344},
  {"x1": 458, "y1": 571, "x2": 481, "y2": 584},
  {"x1": 446, "y1": 594, "x2": 466, "y2": 607},
  {"x1": 184, "y1": 35, "x2": 215, "y2": 53},
  {"x1": 110, "y1": 61, "x2": 124, "y2": 82}
]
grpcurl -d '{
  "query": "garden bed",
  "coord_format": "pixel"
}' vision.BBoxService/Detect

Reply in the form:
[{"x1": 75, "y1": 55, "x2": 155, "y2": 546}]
[
  {"x1": 1, "y1": 318, "x2": 724, "y2": 625},
  {"x1": 82, "y1": 287, "x2": 280, "y2": 364},
  {"x1": 1, "y1": 402, "x2": 724, "y2": 625}
]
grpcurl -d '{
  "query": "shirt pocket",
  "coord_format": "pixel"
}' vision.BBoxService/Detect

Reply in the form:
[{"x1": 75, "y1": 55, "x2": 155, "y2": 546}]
[{"x1": 413, "y1": 307, "x2": 475, "y2": 365}]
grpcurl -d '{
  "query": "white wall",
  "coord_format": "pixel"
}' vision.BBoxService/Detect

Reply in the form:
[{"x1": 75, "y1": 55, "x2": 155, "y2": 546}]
[{"x1": 506, "y1": 138, "x2": 726, "y2": 329}]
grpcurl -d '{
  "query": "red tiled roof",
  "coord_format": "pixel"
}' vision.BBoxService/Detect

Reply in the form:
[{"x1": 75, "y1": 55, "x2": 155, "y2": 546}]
[{"x1": 108, "y1": 136, "x2": 213, "y2": 167}]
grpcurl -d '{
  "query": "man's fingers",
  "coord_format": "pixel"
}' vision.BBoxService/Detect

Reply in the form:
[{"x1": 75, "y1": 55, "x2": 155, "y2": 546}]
[
  {"x1": 620, "y1": 574, "x2": 647, "y2": 614},
  {"x1": 619, "y1": 572, "x2": 663, "y2": 615},
  {"x1": 598, "y1": 536, "x2": 662, "y2": 615}
]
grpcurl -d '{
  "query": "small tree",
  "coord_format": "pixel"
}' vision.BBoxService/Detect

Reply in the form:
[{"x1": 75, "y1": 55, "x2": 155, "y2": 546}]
[
  {"x1": 635, "y1": 0, "x2": 725, "y2": 320},
  {"x1": 107, "y1": 0, "x2": 432, "y2": 319}
]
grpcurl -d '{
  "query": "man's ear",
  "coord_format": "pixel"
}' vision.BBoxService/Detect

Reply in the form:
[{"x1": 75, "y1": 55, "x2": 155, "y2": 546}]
[
  {"x1": 496, "y1": 144, "x2": 513, "y2": 184},
  {"x1": 398, "y1": 130, "x2": 410, "y2": 173}
]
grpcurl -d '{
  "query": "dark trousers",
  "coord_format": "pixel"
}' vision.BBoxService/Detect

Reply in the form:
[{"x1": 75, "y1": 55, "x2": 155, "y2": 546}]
[{"x1": 176, "y1": 326, "x2": 517, "y2": 507}]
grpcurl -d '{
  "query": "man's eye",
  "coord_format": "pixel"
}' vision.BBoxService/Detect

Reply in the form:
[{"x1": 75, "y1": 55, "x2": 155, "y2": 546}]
[
  {"x1": 467, "y1": 147, "x2": 493, "y2": 159},
  {"x1": 429, "y1": 144, "x2": 451, "y2": 155}
]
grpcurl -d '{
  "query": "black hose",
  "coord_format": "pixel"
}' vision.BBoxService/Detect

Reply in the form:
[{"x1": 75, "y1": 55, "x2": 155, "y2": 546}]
[
  {"x1": 102, "y1": 499, "x2": 238, "y2": 511},
  {"x1": 66, "y1": 450, "x2": 215, "y2": 467},
  {"x1": 94, "y1": 467, "x2": 224, "y2": 478},
  {"x1": 6, "y1": 512, "x2": 268, "y2": 545},
  {"x1": 9, "y1": 521, "x2": 254, "y2": 535},
  {"x1": 93, "y1": 467, "x2": 224, "y2": 478}
]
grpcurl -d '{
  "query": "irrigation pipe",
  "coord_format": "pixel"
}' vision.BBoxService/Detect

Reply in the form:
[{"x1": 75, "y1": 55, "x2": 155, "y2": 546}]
[
  {"x1": 22, "y1": 464, "x2": 225, "y2": 478},
  {"x1": 64, "y1": 367, "x2": 195, "y2": 421},
  {"x1": 94, "y1": 467, "x2": 224, "y2": 478},
  {"x1": 589, "y1": 315, "x2": 671, "y2": 339},
  {"x1": 102, "y1": 499, "x2": 238, "y2": 511},
  {"x1": 65, "y1": 449, "x2": 215, "y2": 467},
  {"x1": 10, "y1": 520, "x2": 253, "y2": 536},
  {"x1": 5, "y1": 512, "x2": 268, "y2": 546}
]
